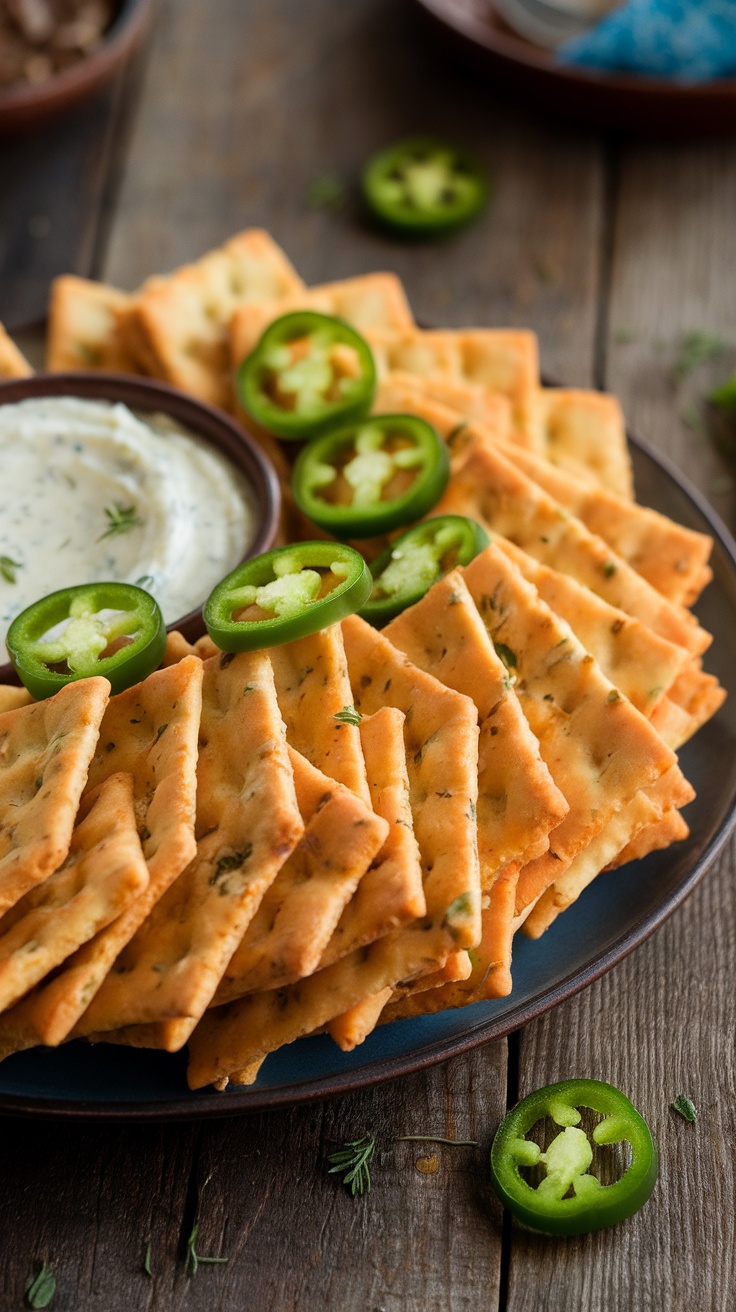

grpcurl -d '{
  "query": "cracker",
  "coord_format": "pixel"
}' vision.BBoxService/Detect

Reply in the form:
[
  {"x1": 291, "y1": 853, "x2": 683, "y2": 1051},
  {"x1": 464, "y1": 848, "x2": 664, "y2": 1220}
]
[
  {"x1": 161, "y1": 629, "x2": 199, "y2": 667},
  {"x1": 666, "y1": 663, "x2": 726, "y2": 742},
  {"x1": 0, "y1": 323, "x2": 32, "y2": 378},
  {"x1": 0, "y1": 773, "x2": 148, "y2": 1014},
  {"x1": 434, "y1": 433, "x2": 710, "y2": 655},
  {"x1": 462, "y1": 546, "x2": 677, "y2": 918},
  {"x1": 186, "y1": 616, "x2": 482, "y2": 1087},
  {"x1": 120, "y1": 229, "x2": 304, "y2": 409},
  {"x1": 318, "y1": 706, "x2": 425, "y2": 967},
  {"x1": 605, "y1": 808, "x2": 690, "y2": 869},
  {"x1": 495, "y1": 540, "x2": 689, "y2": 715},
  {"x1": 375, "y1": 370, "x2": 513, "y2": 439},
  {"x1": 269, "y1": 624, "x2": 371, "y2": 806},
  {"x1": 46, "y1": 276, "x2": 142, "y2": 373},
  {"x1": 0, "y1": 677, "x2": 110, "y2": 914},
  {"x1": 384, "y1": 571, "x2": 568, "y2": 888},
  {"x1": 364, "y1": 327, "x2": 540, "y2": 444},
  {"x1": 535, "y1": 388, "x2": 634, "y2": 500},
  {"x1": 8, "y1": 657, "x2": 203, "y2": 1049},
  {"x1": 75, "y1": 650, "x2": 303, "y2": 1042},
  {"x1": 0, "y1": 686, "x2": 33, "y2": 714},
  {"x1": 229, "y1": 272, "x2": 415, "y2": 366},
  {"x1": 211, "y1": 747, "x2": 388, "y2": 1002},
  {"x1": 326, "y1": 988, "x2": 394, "y2": 1052}
]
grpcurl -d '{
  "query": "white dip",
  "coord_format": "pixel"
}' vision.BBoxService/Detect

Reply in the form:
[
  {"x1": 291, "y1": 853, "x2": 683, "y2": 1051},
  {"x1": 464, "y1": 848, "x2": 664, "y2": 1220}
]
[{"x1": 0, "y1": 397, "x2": 258, "y2": 648}]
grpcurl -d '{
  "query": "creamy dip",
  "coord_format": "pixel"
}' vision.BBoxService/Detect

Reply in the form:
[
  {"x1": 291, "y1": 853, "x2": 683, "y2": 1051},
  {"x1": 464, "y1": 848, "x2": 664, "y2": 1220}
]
[{"x1": 0, "y1": 397, "x2": 258, "y2": 649}]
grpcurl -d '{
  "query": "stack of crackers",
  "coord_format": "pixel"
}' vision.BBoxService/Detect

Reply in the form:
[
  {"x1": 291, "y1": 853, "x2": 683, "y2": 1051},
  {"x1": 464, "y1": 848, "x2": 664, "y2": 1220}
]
[{"x1": 0, "y1": 229, "x2": 724, "y2": 1090}]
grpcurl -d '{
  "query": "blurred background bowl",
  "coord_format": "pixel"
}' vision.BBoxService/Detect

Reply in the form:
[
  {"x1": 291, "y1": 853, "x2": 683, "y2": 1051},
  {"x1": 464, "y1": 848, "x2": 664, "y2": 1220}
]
[
  {"x1": 0, "y1": 370, "x2": 281, "y2": 683},
  {"x1": 0, "y1": 0, "x2": 155, "y2": 135}
]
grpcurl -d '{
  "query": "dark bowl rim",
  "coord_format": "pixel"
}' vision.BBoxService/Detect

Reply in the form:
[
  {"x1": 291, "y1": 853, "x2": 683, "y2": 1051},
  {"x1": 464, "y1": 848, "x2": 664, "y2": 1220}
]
[
  {"x1": 0, "y1": 369, "x2": 281, "y2": 683},
  {"x1": 0, "y1": 0, "x2": 155, "y2": 115},
  {"x1": 414, "y1": 0, "x2": 736, "y2": 99},
  {"x1": 0, "y1": 422, "x2": 734, "y2": 1119}
]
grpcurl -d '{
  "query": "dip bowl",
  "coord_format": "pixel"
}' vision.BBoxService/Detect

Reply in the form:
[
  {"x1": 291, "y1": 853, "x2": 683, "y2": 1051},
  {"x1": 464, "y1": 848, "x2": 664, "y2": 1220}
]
[{"x1": 0, "y1": 371, "x2": 281, "y2": 685}]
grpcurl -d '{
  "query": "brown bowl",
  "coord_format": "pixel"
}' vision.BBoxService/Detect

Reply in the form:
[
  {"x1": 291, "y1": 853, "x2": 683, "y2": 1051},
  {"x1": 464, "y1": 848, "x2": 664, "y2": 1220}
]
[
  {"x1": 0, "y1": 371, "x2": 281, "y2": 683},
  {"x1": 0, "y1": 0, "x2": 155, "y2": 135}
]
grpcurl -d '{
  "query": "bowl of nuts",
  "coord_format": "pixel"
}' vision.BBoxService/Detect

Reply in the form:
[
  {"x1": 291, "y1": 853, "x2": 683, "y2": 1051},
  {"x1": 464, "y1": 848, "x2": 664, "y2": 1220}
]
[{"x1": 0, "y1": 0, "x2": 154, "y2": 133}]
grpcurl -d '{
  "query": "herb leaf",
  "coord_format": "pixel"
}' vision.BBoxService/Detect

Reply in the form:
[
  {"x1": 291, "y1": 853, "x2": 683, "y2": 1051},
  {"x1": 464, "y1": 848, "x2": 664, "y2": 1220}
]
[
  {"x1": 26, "y1": 1262, "x2": 56, "y2": 1308},
  {"x1": 186, "y1": 1174, "x2": 229, "y2": 1276},
  {"x1": 0, "y1": 554, "x2": 21, "y2": 584},
  {"x1": 334, "y1": 705, "x2": 362, "y2": 727},
  {"x1": 396, "y1": 1135, "x2": 479, "y2": 1146},
  {"x1": 671, "y1": 1094, "x2": 697, "y2": 1123},
  {"x1": 327, "y1": 1136, "x2": 375, "y2": 1196},
  {"x1": 98, "y1": 503, "x2": 144, "y2": 541},
  {"x1": 307, "y1": 176, "x2": 346, "y2": 210},
  {"x1": 672, "y1": 330, "x2": 729, "y2": 384},
  {"x1": 144, "y1": 1242, "x2": 153, "y2": 1277},
  {"x1": 493, "y1": 642, "x2": 517, "y2": 670}
]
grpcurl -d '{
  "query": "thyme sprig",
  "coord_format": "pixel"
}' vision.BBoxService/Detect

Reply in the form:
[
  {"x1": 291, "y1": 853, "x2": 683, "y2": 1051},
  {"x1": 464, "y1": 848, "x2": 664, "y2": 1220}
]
[
  {"x1": 98, "y1": 502, "x2": 144, "y2": 541},
  {"x1": 186, "y1": 1173, "x2": 229, "y2": 1276},
  {"x1": 333, "y1": 705, "x2": 362, "y2": 727},
  {"x1": 327, "y1": 1136, "x2": 376, "y2": 1196}
]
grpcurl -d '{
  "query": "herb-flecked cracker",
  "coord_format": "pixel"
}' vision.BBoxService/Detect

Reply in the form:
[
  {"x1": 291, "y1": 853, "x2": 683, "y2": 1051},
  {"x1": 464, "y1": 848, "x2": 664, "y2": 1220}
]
[
  {"x1": 0, "y1": 677, "x2": 110, "y2": 914},
  {"x1": 463, "y1": 546, "x2": 677, "y2": 919},
  {"x1": 534, "y1": 388, "x2": 633, "y2": 500},
  {"x1": 212, "y1": 747, "x2": 388, "y2": 1002},
  {"x1": 0, "y1": 772, "x2": 148, "y2": 1014},
  {"x1": 46, "y1": 276, "x2": 142, "y2": 374},
  {"x1": 2, "y1": 656, "x2": 203, "y2": 1051},
  {"x1": 75, "y1": 650, "x2": 303, "y2": 1041},
  {"x1": 269, "y1": 624, "x2": 371, "y2": 806}
]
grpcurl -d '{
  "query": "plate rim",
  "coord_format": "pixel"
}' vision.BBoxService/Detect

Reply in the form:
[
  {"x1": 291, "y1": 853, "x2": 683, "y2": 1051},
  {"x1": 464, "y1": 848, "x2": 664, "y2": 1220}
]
[{"x1": 2, "y1": 427, "x2": 735, "y2": 1120}]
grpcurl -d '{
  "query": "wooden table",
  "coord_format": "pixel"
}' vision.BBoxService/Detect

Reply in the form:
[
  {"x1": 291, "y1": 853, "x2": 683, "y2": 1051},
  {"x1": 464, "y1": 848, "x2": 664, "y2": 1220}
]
[{"x1": 1, "y1": 3, "x2": 734, "y2": 1308}]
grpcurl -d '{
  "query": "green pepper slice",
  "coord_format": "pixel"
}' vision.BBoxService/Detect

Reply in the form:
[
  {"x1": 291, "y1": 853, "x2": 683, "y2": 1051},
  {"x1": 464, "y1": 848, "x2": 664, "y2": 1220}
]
[
  {"x1": 204, "y1": 542, "x2": 372, "y2": 652},
  {"x1": 237, "y1": 310, "x2": 377, "y2": 441},
  {"x1": 359, "y1": 515, "x2": 489, "y2": 626},
  {"x1": 490, "y1": 1079, "x2": 658, "y2": 1237},
  {"x1": 291, "y1": 414, "x2": 450, "y2": 539},
  {"x1": 362, "y1": 137, "x2": 488, "y2": 236},
  {"x1": 6, "y1": 582, "x2": 167, "y2": 701}
]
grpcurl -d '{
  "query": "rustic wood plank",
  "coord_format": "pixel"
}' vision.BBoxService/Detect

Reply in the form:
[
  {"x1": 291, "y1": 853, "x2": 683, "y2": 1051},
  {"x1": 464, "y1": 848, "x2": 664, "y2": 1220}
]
[
  {"x1": 104, "y1": 0, "x2": 603, "y2": 384},
  {"x1": 507, "y1": 140, "x2": 736, "y2": 1312},
  {"x1": 0, "y1": 48, "x2": 147, "y2": 332}
]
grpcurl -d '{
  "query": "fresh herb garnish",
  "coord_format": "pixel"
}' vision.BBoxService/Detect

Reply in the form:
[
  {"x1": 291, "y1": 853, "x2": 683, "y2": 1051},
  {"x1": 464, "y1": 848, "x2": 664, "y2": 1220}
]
[
  {"x1": 493, "y1": 642, "x2": 517, "y2": 670},
  {"x1": 672, "y1": 330, "x2": 729, "y2": 385},
  {"x1": 186, "y1": 1174, "x2": 229, "y2": 1276},
  {"x1": 0, "y1": 554, "x2": 21, "y2": 584},
  {"x1": 144, "y1": 1243, "x2": 153, "y2": 1277},
  {"x1": 396, "y1": 1135, "x2": 479, "y2": 1147},
  {"x1": 334, "y1": 705, "x2": 362, "y2": 727},
  {"x1": 98, "y1": 503, "x2": 144, "y2": 541},
  {"x1": 327, "y1": 1136, "x2": 376, "y2": 1196},
  {"x1": 671, "y1": 1094, "x2": 697, "y2": 1123},
  {"x1": 307, "y1": 175, "x2": 346, "y2": 210},
  {"x1": 25, "y1": 1262, "x2": 56, "y2": 1308},
  {"x1": 135, "y1": 574, "x2": 155, "y2": 591}
]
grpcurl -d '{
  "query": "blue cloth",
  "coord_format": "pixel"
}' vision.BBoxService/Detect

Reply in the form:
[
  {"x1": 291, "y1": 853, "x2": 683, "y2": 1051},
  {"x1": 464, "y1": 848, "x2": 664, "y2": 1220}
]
[{"x1": 558, "y1": 0, "x2": 736, "y2": 82}]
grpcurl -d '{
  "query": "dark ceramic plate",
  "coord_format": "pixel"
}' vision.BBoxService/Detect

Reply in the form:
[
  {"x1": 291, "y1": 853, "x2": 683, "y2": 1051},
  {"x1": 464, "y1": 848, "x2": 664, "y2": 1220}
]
[
  {"x1": 1, "y1": 430, "x2": 735, "y2": 1119},
  {"x1": 414, "y1": 0, "x2": 736, "y2": 135}
]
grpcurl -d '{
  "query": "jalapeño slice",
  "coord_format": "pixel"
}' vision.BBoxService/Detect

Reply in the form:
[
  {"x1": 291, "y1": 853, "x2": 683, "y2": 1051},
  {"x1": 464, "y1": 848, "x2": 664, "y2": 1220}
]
[
  {"x1": 237, "y1": 310, "x2": 377, "y2": 441},
  {"x1": 292, "y1": 414, "x2": 450, "y2": 539},
  {"x1": 490, "y1": 1079, "x2": 658, "y2": 1237},
  {"x1": 6, "y1": 582, "x2": 166, "y2": 700},
  {"x1": 359, "y1": 515, "x2": 489, "y2": 626},
  {"x1": 362, "y1": 137, "x2": 488, "y2": 236},
  {"x1": 203, "y1": 542, "x2": 372, "y2": 652}
]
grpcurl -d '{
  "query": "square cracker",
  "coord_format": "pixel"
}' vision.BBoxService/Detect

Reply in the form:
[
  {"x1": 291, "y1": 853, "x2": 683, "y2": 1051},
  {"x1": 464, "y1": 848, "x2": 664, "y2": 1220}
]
[
  {"x1": 318, "y1": 706, "x2": 425, "y2": 968},
  {"x1": 364, "y1": 326, "x2": 540, "y2": 445},
  {"x1": 534, "y1": 388, "x2": 634, "y2": 501},
  {"x1": 211, "y1": 747, "x2": 388, "y2": 1004},
  {"x1": 46, "y1": 276, "x2": 142, "y2": 374},
  {"x1": 374, "y1": 371, "x2": 513, "y2": 443},
  {"x1": 229, "y1": 272, "x2": 415, "y2": 366},
  {"x1": 268, "y1": 624, "x2": 372, "y2": 807},
  {"x1": 434, "y1": 430, "x2": 711, "y2": 656},
  {"x1": 74, "y1": 649, "x2": 303, "y2": 1042},
  {"x1": 119, "y1": 229, "x2": 304, "y2": 410},
  {"x1": 185, "y1": 617, "x2": 482, "y2": 1087},
  {"x1": 0, "y1": 657, "x2": 203, "y2": 1054},
  {"x1": 462, "y1": 546, "x2": 677, "y2": 918},
  {"x1": 383, "y1": 570, "x2": 568, "y2": 999},
  {"x1": 0, "y1": 772, "x2": 148, "y2": 1014},
  {"x1": 0, "y1": 677, "x2": 110, "y2": 915},
  {"x1": 0, "y1": 323, "x2": 32, "y2": 378}
]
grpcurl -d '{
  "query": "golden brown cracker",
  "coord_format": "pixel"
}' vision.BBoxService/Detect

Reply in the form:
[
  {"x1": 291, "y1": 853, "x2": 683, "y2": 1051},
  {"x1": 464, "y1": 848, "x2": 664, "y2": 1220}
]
[
  {"x1": 0, "y1": 773, "x2": 148, "y2": 1014},
  {"x1": 0, "y1": 686, "x2": 33, "y2": 714},
  {"x1": 46, "y1": 276, "x2": 141, "y2": 374},
  {"x1": 0, "y1": 677, "x2": 110, "y2": 914},
  {"x1": 535, "y1": 388, "x2": 634, "y2": 500},
  {"x1": 0, "y1": 323, "x2": 32, "y2": 378}
]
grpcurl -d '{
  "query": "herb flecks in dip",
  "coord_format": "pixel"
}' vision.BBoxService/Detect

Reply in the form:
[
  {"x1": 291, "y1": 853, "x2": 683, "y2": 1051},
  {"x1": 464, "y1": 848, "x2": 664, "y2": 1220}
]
[{"x1": 0, "y1": 397, "x2": 257, "y2": 647}]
